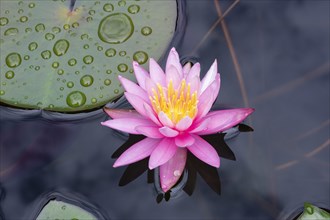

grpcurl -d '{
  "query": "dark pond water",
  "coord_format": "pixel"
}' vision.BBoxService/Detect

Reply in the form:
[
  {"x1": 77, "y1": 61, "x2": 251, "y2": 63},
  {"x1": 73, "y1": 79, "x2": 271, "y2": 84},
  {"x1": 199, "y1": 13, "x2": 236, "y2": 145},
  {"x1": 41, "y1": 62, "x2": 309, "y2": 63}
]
[{"x1": 1, "y1": 0, "x2": 329, "y2": 219}]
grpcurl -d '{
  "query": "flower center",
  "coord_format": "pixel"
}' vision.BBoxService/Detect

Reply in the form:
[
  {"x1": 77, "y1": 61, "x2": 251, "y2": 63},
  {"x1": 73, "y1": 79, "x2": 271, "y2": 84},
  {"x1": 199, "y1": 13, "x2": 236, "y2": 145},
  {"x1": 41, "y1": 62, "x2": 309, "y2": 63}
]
[{"x1": 150, "y1": 79, "x2": 198, "y2": 124}]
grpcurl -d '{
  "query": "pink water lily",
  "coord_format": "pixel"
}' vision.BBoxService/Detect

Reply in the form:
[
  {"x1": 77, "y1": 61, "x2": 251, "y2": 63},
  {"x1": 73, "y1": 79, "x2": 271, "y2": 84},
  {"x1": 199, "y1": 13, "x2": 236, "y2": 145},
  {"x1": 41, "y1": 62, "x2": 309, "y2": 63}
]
[{"x1": 102, "y1": 48, "x2": 254, "y2": 192}]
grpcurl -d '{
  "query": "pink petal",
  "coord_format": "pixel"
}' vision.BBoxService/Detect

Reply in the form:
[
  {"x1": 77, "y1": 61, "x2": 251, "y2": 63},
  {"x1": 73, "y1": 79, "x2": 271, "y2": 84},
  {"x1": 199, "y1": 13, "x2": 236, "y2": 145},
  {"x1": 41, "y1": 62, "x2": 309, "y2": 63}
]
[
  {"x1": 186, "y1": 62, "x2": 200, "y2": 82},
  {"x1": 175, "y1": 116, "x2": 193, "y2": 131},
  {"x1": 103, "y1": 108, "x2": 143, "y2": 119},
  {"x1": 166, "y1": 48, "x2": 183, "y2": 78},
  {"x1": 160, "y1": 148, "x2": 187, "y2": 192},
  {"x1": 183, "y1": 62, "x2": 192, "y2": 77},
  {"x1": 135, "y1": 125, "x2": 163, "y2": 138},
  {"x1": 196, "y1": 108, "x2": 254, "y2": 135},
  {"x1": 118, "y1": 76, "x2": 149, "y2": 103},
  {"x1": 196, "y1": 74, "x2": 220, "y2": 119},
  {"x1": 159, "y1": 126, "x2": 179, "y2": 137},
  {"x1": 133, "y1": 61, "x2": 149, "y2": 90},
  {"x1": 143, "y1": 103, "x2": 161, "y2": 126},
  {"x1": 149, "y1": 138, "x2": 177, "y2": 169},
  {"x1": 166, "y1": 65, "x2": 181, "y2": 88},
  {"x1": 149, "y1": 58, "x2": 166, "y2": 86},
  {"x1": 101, "y1": 118, "x2": 155, "y2": 134},
  {"x1": 113, "y1": 138, "x2": 160, "y2": 167},
  {"x1": 145, "y1": 76, "x2": 158, "y2": 97},
  {"x1": 201, "y1": 59, "x2": 218, "y2": 93},
  {"x1": 125, "y1": 92, "x2": 149, "y2": 117},
  {"x1": 158, "y1": 111, "x2": 174, "y2": 128},
  {"x1": 187, "y1": 76, "x2": 201, "y2": 95},
  {"x1": 187, "y1": 135, "x2": 220, "y2": 168},
  {"x1": 189, "y1": 117, "x2": 210, "y2": 133},
  {"x1": 175, "y1": 133, "x2": 195, "y2": 147}
]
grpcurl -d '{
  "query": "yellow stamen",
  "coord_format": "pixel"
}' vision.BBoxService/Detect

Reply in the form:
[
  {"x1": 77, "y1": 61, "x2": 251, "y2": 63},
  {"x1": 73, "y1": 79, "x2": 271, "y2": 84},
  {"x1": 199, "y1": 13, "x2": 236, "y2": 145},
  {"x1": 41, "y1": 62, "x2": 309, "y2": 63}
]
[{"x1": 150, "y1": 79, "x2": 198, "y2": 124}]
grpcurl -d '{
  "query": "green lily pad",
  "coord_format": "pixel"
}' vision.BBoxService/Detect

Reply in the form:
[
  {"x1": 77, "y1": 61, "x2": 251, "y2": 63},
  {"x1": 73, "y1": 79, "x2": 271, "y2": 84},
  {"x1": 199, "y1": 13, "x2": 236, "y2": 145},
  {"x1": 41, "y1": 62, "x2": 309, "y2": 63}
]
[
  {"x1": 0, "y1": 0, "x2": 177, "y2": 112},
  {"x1": 36, "y1": 200, "x2": 97, "y2": 220},
  {"x1": 297, "y1": 203, "x2": 330, "y2": 220}
]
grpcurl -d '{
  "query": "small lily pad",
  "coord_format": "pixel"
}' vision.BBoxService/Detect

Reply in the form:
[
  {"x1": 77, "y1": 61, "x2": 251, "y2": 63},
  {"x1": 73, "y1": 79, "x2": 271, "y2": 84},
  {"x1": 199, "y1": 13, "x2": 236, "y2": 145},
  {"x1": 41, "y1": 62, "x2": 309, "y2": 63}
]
[
  {"x1": 36, "y1": 200, "x2": 97, "y2": 220},
  {"x1": 297, "y1": 203, "x2": 330, "y2": 220},
  {"x1": 0, "y1": 0, "x2": 178, "y2": 112}
]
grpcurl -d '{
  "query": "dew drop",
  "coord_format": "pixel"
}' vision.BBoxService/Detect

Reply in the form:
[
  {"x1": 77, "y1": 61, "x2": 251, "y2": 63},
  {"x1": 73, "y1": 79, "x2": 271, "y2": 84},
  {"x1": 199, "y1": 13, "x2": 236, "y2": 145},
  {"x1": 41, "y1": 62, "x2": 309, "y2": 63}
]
[
  {"x1": 83, "y1": 44, "x2": 89, "y2": 49},
  {"x1": 28, "y1": 3, "x2": 35, "y2": 8},
  {"x1": 97, "y1": 46, "x2": 103, "y2": 51},
  {"x1": 6, "y1": 53, "x2": 22, "y2": 68},
  {"x1": 53, "y1": 39, "x2": 70, "y2": 56},
  {"x1": 141, "y1": 26, "x2": 152, "y2": 36},
  {"x1": 0, "y1": 17, "x2": 9, "y2": 26},
  {"x1": 4, "y1": 28, "x2": 18, "y2": 36},
  {"x1": 119, "y1": 51, "x2": 126, "y2": 57},
  {"x1": 0, "y1": 90, "x2": 5, "y2": 96},
  {"x1": 57, "y1": 69, "x2": 64, "y2": 75},
  {"x1": 35, "y1": 23, "x2": 45, "y2": 32},
  {"x1": 68, "y1": 58, "x2": 77, "y2": 66},
  {"x1": 173, "y1": 170, "x2": 181, "y2": 177},
  {"x1": 104, "y1": 79, "x2": 111, "y2": 86},
  {"x1": 105, "y1": 48, "x2": 116, "y2": 57},
  {"x1": 67, "y1": 81, "x2": 74, "y2": 88},
  {"x1": 5, "y1": 71, "x2": 15, "y2": 79},
  {"x1": 117, "y1": 63, "x2": 128, "y2": 72},
  {"x1": 72, "y1": 22, "x2": 79, "y2": 28},
  {"x1": 118, "y1": 0, "x2": 126, "y2": 7},
  {"x1": 66, "y1": 91, "x2": 86, "y2": 108},
  {"x1": 18, "y1": 9, "x2": 24, "y2": 14},
  {"x1": 86, "y1": 16, "x2": 93, "y2": 23},
  {"x1": 52, "y1": 26, "x2": 61, "y2": 34},
  {"x1": 106, "y1": 69, "x2": 112, "y2": 74},
  {"x1": 63, "y1": 24, "x2": 70, "y2": 30},
  {"x1": 98, "y1": 13, "x2": 134, "y2": 44},
  {"x1": 25, "y1": 28, "x2": 32, "y2": 33},
  {"x1": 80, "y1": 75, "x2": 94, "y2": 87},
  {"x1": 83, "y1": 55, "x2": 94, "y2": 64},
  {"x1": 48, "y1": 104, "x2": 54, "y2": 108},
  {"x1": 103, "y1": 3, "x2": 114, "y2": 12},
  {"x1": 52, "y1": 62, "x2": 59, "y2": 68},
  {"x1": 19, "y1": 16, "x2": 28, "y2": 23},
  {"x1": 61, "y1": 205, "x2": 66, "y2": 210},
  {"x1": 41, "y1": 50, "x2": 52, "y2": 59},
  {"x1": 128, "y1": 5, "x2": 140, "y2": 14},
  {"x1": 45, "y1": 33, "x2": 55, "y2": 40},
  {"x1": 35, "y1": 66, "x2": 40, "y2": 71},
  {"x1": 24, "y1": 55, "x2": 30, "y2": 60},
  {"x1": 60, "y1": 87, "x2": 64, "y2": 91},
  {"x1": 133, "y1": 51, "x2": 148, "y2": 64},
  {"x1": 28, "y1": 42, "x2": 38, "y2": 51},
  {"x1": 81, "y1": 34, "x2": 89, "y2": 40},
  {"x1": 89, "y1": 10, "x2": 95, "y2": 16},
  {"x1": 91, "y1": 98, "x2": 97, "y2": 103},
  {"x1": 114, "y1": 89, "x2": 119, "y2": 94}
]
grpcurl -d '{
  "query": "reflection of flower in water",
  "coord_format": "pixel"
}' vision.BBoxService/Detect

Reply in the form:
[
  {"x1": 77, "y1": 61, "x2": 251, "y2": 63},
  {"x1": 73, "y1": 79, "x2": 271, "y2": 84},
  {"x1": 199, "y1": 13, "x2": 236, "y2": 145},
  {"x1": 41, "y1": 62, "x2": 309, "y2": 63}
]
[{"x1": 102, "y1": 48, "x2": 254, "y2": 194}]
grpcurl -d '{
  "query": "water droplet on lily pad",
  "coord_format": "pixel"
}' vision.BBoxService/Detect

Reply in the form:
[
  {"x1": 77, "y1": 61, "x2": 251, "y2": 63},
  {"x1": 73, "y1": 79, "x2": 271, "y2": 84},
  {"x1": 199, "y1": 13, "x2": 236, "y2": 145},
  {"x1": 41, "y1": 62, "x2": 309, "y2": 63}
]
[
  {"x1": 67, "y1": 81, "x2": 74, "y2": 88},
  {"x1": 98, "y1": 13, "x2": 134, "y2": 44},
  {"x1": 83, "y1": 55, "x2": 93, "y2": 64},
  {"x1": 105, "y1": 48, "x2": 116, "y2": 57},
  {"x1": 133, "y1": 51, "x2": 148, "y2": 64},
  {"x1": 0, "y1": 17, "x2": 9, "y2": 26},
  {"x1": 53, "y1": 39, "x2": 70, "y2": 56},
  {"x1": 35, "y1": 23, "x2": 45, "y2": 32},
  {"x1": 119, "y1": 51, "x2": 126, "y2": 57},
  {"x1": 66, "y1": 91, "x2": 86, "y2": 108},
  {"x1": 4, "y1": 28, "x2": 18, "y2": 36},
  {"x1": 52, "y1": 27, "x2": 61, "y2": 34},
  {"x1": 104, "y1": 79, "x2": 111, "y2": 86},
  {"x1": 118, "y1": 0, "x2": 126, "y2": 7},
  {"x1": 28, "y1": 3, "x2": 35, "y2": 8},
  {"x1": 41, "y1": 50, "x2": 52, "y2": 60},
  {"x1": 19, "y1": 16, "x2": 28, "y2": 23},
  {"x1": 128, "y1": 5, "x2": 140, "y2": 14},
  {"x1": 45, "y1": 33, "x2": 55, "y2": 41},
  {"x1": 103, "y1": 3, "x2": 114, "y2": 12},
  {"x1": 52, "y1": 62, "x2": 59, "y2": 69},
  {"x1": 28, "y1": 42, "x2": 38, "y2": 51},
  {"x1": 6, "y1": 52, "x2": 22, "y2": 68},
  {"x1": 5, "y1": 70, "x2": 15, "y2": 79},
  {"x1": 141, "y1": 26, "x2": 152, "y2": 36},
  {"x1": 117, "y1": 63, "x2": 128, "y2": 72},
  {"x1": 80, "y1": 75, "x2": 94, "y2": 87},
  {"x1": 68, "y1": 58, "x2": 77, "y2": 66}
]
